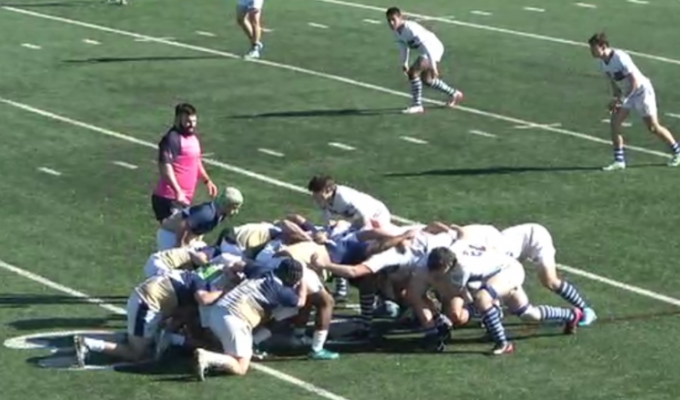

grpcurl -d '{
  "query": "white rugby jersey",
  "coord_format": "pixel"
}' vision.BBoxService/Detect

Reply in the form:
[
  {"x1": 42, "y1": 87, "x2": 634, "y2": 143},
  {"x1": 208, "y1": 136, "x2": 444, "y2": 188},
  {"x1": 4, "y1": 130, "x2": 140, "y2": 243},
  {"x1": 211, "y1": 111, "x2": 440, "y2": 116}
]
[
  {"x1": 393, "y1": 20, "x2": 442, "y2": 65},
  {"x1": 447, "y1": 240, "x2": 512, "y2": 288},
  {"x1": 598, "y1": 49, "x2": 651, "y2": 96},
  {"x1": 321, "y1": 185, "x2": 389, "y2": 225}
]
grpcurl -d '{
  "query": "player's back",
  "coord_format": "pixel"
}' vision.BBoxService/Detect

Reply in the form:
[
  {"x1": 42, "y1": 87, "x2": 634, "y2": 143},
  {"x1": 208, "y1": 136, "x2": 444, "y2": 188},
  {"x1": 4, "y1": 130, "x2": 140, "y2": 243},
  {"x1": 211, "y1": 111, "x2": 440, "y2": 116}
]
[
  {"x1": 328, "y1": 185, "x2": 385, "y2": 218},
  {"x1": 135, "y1": 271, "x2": 194, "y2": 315},
  {"x1": 214, "y1": 275, "x2": 289, "y2": 329},
  {"x1": 394, "y1": 20, "x2": 441, "y2": 50},
  {"x1": 156, "y1": 247, "x2": 194, "y2": 270},
  {"x1": 462, "y1": 224, "x2": 503, "y2": 251}
]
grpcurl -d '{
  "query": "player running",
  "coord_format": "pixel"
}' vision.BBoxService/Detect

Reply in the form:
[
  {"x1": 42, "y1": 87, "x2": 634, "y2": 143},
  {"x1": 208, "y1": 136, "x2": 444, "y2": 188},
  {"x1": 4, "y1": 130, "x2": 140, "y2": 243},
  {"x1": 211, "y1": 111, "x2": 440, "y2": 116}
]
[
  {"x1": 588, "y1": 32, "x2": 680, "y2": 170},
  {"x1": 237, "y1": 0, "x2": 265, "y2": 59},
  {"x1": 385, "y1": 7, "x2": 463, "y2": 114}
]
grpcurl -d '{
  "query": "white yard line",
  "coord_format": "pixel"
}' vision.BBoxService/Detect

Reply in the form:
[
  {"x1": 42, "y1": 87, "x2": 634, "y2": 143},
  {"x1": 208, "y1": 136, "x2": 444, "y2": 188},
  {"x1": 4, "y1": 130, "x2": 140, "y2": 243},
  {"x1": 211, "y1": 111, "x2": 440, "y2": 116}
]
[
  {"x1": 514, "y1": 122, "x2": 562, "y2": 130},
  {"x1": 328, "y1": 142, "x2": 356, "y2": 150},
  {"x1": 258, "y1": 148, "x2": 285, "y2": 157},
  {"x1": 111, "y1": 160, "x2": 138, "y2": 170},
  {"x1": 400, "y1": 136, "x2": 428, "y2": 144},
  {"x1": 307, "y1": 0, "x2": 680, "y2": 67},
  {"x1": 1, "y1": 97, "x2": 679, "y2": 314},
  {"x1": 665, "y1": 113, "x2": 680, "y2": 119},
  {"x1": 468, "y1": 129, "x2": 497, "y2": 138},
  {"x1": 37, "y1": 167, "x2": 61, "y2": 176},
  {"x1": 0, "y1": 6, "x2": 672, "y2": 160},
  {"x1": 0, "y1": 259, "x2": 352, "y2": 400}
]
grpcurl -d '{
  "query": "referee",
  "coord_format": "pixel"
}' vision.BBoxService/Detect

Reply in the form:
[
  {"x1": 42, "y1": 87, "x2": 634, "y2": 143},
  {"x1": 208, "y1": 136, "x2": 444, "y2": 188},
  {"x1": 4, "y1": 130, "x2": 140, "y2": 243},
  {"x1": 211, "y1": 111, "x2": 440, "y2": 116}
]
[{"x1": 151, "y1": 103, "x2": 218, "y2": 222}]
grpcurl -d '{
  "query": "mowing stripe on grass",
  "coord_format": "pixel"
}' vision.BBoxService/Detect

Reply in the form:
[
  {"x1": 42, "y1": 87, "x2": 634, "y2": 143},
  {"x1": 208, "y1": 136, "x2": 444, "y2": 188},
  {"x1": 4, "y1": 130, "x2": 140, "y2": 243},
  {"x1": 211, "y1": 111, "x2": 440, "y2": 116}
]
[
  {"x1": 2, "y1": 6, "x2": 671, "y2": 161},
  {"x1": 0, "y1": 259, "x2": 351, "y2": 400},
  {"x1": 2, "y1": 96, "x2": 680, "y2": 310},
  {"x1": 308, "y1": 0, "x2": 680, "y2": 67}
]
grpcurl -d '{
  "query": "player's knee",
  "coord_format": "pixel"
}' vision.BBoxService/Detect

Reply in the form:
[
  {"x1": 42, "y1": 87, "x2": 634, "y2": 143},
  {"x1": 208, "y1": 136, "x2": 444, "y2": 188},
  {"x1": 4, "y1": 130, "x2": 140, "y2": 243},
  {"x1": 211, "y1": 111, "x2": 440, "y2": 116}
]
[
  {"x1": 474, "y1": 287, "x2": 496, "y2": 310},
  {"x1": 514, "y1": 304, "x2": 541, "y2": 322}
]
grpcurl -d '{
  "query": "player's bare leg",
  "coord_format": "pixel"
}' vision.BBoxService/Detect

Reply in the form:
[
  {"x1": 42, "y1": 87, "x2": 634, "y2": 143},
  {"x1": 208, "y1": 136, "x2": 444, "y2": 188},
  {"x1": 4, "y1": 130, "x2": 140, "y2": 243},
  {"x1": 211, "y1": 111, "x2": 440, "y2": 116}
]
[
  {"x1": 74, "y1": 335, "x2": 150, "y2": 367},
  {"x1": 240, "y1": 8, "x2": 264, "y2": 59},
  {"x1": 421, "y1": 64, "x2": 463, "y2": 108},
  {"x1": 402, "y1": 57, "x2": 426, "y2": 114},
  {"x1": 642, "y1": 115, "x2": 680, "y2": 166},
  {"x1": 603, "y1": 106, "x2": 629, "y2": 171},
  {"x1": 194, "y1": 349, "x2": 250, "y2": 380}
]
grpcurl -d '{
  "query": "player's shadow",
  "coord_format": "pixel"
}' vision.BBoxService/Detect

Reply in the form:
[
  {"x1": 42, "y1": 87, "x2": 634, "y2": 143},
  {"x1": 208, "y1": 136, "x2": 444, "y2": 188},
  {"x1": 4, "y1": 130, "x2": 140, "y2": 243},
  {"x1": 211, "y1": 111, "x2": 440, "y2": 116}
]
[
  {"x1": 384, "y1": 163, "x2": 661, "y2": 177},
  {"x1": 228, "y1": 108, "x2": 403, "y2": 119},
  {"x1": 0, "y1": 1, "x2": 90, "y2": 6},
  {"x1": 64, "y1": 55, "x2": 224, "y2": 64},
  {"x1": 8, "y1": 317, "x2": 115, "y2": 331},
  {"x1": 0, "y1": 293, "x2": 128, "y2": 308}
]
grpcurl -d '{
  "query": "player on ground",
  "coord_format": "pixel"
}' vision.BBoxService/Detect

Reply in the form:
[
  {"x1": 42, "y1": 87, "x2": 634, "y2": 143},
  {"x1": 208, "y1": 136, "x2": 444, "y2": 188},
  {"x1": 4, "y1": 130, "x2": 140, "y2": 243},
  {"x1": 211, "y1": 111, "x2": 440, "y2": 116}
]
[
  {"x1": 426, "y1": 244, "x2": 582, "y2": 355},
  {"x1": 73, "y1": 271, "x2": 195, "y2": 366},
  {"x1": 236, "y1": 0, "x2": 265, "y2": 59},
  {"x1": 193, "y1": 258, "x2": 306, "y2": 379},
  {"x1": 588, "y1": 32, "x2": 680, "y2": 170},
  {"x1": 156, "y1": 187, "x2": 244, "y2": 250},
  {"x1": 385, "y1": 7, "x2": 463, "y2": 114},
  {"x1": 307, "y1": 175, "x2": 393, "y2": 301}
]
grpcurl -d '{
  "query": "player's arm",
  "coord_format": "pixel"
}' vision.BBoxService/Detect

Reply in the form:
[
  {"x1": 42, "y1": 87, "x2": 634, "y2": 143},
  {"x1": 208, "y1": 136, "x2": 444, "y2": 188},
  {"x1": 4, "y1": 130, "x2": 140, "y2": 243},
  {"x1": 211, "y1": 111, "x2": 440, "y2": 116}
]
[
  {"x1": 157, "y1": 135, "x2": 187, "y2": 204},
  {"x1": 397, "y1": 41, "x2": 409, "y2": 72},
  {"x1": 276, "y1": 282, "x2": 307, "y2": 308},
  {"x1": 176, "y1": 205, "x2": 210, "y2": 247},
  {"x1": 405, "y1": 274, "x2": 436, "y2": 328},
  {"x1": 368, "y1": 229, "x2": 418, "y2": 255},
  {"x1": 310, "y1": 253, "x2": 371, "y2": 279},
  {"x1": 197, "y1": 160, "x2": 217, "y2": 197},
  {"x1": 278, "y1": 219, "x2": 313, "y2": 243},
  {"x1": 193, "y1": 288, "x2": 224, "y2": 305}
]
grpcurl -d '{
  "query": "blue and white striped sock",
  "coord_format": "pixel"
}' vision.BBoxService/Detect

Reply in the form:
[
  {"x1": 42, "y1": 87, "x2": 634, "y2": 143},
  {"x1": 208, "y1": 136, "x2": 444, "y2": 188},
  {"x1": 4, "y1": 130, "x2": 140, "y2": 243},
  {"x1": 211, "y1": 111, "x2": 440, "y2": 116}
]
[
  {"x1": 358, "y1": 293, "x2": 374, "y2": 325},
  {"x1": 335, "y1": 277, "x2": 348, "y2": 297},
  {"x1": 428, "y1": 78, "x2": 456, "y2": 96},
  {"x1": 480, "y1": 307, "x2": 507, "y2": 345},
  {"x1": 410, "y1": 77, "x2": 423, "y2": 106},
  {"x1": 538, "y1": 305, "x2": 575, "y2": 322},
  {"x1": 614, "y1": 147, "x2": 625, "y2": 163},
  {"x1": 670, "y1": 142, "x2": 680, "y2": 155},
  {"x1": 554, "y1": 281, "x2": 587, "y2": 309}
]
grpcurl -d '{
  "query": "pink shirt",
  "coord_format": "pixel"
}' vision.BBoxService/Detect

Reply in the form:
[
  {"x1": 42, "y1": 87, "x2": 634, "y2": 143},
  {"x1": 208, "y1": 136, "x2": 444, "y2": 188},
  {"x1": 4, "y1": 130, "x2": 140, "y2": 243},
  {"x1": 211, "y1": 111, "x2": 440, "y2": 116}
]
[{"x1": 153, "y1": 129, "x2": 202, "y2": 202}]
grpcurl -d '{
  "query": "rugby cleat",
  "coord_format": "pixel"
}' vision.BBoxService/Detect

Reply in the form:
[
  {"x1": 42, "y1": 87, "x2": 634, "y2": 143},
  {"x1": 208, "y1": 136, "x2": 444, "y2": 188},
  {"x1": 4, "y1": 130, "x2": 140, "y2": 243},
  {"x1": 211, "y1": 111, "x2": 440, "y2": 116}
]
[
  {"x1": 490, "y1": 341, "x2": 514, "y2": 356},
  {"x1": 446, "y1": 91, "x2": 464, "y2": 108},
  {"x1": 153, "y1": 329, "x2": 172, "y2": 361},
  {"x1": 668, "y1": 154, "x2": 680, "y2": 167},
  {"x1": 194, "y1": 349, "x2": 209, "y2": 382},
  {"x1": 402, "y1": 105, "x2": 425, "y2": 114},
  {"x1": 73, "y1": 335, "x2": 88, "y2": 368},
  {"x1": 308, "y1": 348, "x2": 340, "y2": 360},
  {"x1": 564, "y1": 308, "x2": 583, "y2": 334},
  {"x1": 252, "y1": 346, "x2": 269, "y2": 361},
  {"x1": 602, "y1": 161, "x2": 626, "y2": 171},
  {"x1": 579, "y1": 307, "x2": 598, "y2": 327}
]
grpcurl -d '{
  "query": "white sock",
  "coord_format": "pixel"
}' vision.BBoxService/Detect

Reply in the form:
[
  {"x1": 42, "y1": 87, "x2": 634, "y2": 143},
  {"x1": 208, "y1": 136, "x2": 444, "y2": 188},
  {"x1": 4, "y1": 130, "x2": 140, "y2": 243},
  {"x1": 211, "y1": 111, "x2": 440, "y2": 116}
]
[
  {"x1": 202, "y1": 349, "x2": 231, "y2": 367},
  {"x1": 311, "y1": 330, "x2": 328, "y2": 352},
  {"x1": 169, "y1": 333, "x2": 185, "y2": 346},
  {"x1": 82, "y1": 337, "x2": 106, "y2": 352},
  {"x1": 253, "y1": 328, "x2": 272, "y2": 345}
]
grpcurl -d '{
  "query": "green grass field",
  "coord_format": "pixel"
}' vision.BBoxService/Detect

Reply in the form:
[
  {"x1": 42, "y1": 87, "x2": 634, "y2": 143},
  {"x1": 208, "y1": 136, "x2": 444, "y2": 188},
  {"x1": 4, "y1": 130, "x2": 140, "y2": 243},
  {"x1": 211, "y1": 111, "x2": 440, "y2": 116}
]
[{"x1": 2, "y1": 0, "x2": 680, "y2": 399}]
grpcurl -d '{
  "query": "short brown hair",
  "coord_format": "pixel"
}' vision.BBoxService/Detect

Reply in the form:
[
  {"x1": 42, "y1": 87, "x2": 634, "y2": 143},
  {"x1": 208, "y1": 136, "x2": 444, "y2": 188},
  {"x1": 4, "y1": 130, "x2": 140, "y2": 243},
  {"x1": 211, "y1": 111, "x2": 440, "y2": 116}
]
[
  {"x1": 385, "y1": 6, "x2": 401, "y2": 18},
  {"x1": 307, "y1": 175, "x2": 335, "y2": 193},
  {"x1": 175, "y1": 103, "x2": 197, "y2": 117},
  {"x1": 427, "y1": 247, "x2": 456, "y2": 272},
  {"x1": 587, "y1": 32, "x2": 609, "y2": 47}
]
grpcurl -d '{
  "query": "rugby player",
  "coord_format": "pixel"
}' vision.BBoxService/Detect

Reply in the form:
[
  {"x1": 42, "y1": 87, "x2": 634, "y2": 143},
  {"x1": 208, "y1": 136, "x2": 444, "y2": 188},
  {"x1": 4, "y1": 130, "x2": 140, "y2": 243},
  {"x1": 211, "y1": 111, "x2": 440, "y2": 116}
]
[
  {"x1": 156, "y1": 187, "x2": 243, "y2": 250},
  {"x1": 74, "y1": 271, "x2": 195, "y2": 366},
  {"x1": 193, "y1": 258, "x2": 306, "y2": 379},
  {"x1": 385, "y1": 7, "x2": 463, "y2": 114},
  {"x1": 588, "y1": 32, "x2": 680, "y2": 170},
  {"x1": 236, "y1": 0, "x2": 265, "y2": 59},
  {"x1": 307, "y1": 175, "x2": 393, "y2": 300},
  {"x1": 426, "y1": 244, "x2": 582, "y2": 355}
]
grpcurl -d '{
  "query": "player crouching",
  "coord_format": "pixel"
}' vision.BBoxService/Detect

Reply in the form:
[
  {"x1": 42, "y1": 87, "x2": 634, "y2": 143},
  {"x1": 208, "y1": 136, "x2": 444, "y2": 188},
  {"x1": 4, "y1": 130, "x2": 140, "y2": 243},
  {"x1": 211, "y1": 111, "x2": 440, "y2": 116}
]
[
  {"x1": 194, "y1": 258, "x2": 307, "y2": 379},
  {"x1": 385, "y1": 7, "x2": 463, "y2": 114},
  {"x1": 426, "y1": 247, "x2": 582, "y2": 355}
]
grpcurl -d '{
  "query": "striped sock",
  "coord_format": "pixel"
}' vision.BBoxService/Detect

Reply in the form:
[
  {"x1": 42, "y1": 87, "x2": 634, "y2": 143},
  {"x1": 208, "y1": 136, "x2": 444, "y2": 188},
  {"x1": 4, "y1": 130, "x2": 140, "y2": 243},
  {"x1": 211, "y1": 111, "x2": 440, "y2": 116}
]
[
  {"x1": 358, "y1": 293, "x2": 375, "y2": 325},
  {"x1": 538, "y1": 305, "x2": 575, "y2": 322},
  {"x1": 554, "y1": 281, "x2": 587, "y2": 309},
  {"x1": 480, "y1": 307, "x2": 507, "y2": 345},
  {"x1": 670, "y1": 142, "x2": 680, "y2": 155},
  {"x1": 410, "y1": 77, "x2": 423, "y2": 106},
  {"x1": 428, "y1": 78, "x2": 456, "y2": 96},
  {"x1": 334, "y1": 277, "x2": 348, "y2": 297},
  {"x1": 614, "y1": 148, "x2": 625, "y2": 163}
]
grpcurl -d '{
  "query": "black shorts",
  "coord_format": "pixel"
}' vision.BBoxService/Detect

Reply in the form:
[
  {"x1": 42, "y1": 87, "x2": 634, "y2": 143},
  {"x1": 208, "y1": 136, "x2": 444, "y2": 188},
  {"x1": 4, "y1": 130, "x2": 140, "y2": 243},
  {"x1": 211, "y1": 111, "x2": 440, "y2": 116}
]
[{"x1": 151, "y1": 194, "x2": 182, "y2": 222}]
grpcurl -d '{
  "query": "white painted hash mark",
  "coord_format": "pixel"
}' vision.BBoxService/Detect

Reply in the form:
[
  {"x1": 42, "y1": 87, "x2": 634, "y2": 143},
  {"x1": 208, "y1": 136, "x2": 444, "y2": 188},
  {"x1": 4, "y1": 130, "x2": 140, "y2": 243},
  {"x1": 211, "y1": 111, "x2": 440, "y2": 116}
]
[
  {"x1": 38, "y1": 167, "x2": 61, "y2": 176},
  {"x1": 470, "y1": 10, "x2": 492, "y2": 16},
  {"x1": 627, "y1": 0, "x2": 649, "y2": 4},
  {"x1": 665, "y1": 113, "x2": 680, "y2": 119},
  {"x1": 362, "y1": 18, "x2": 381, "y2": 24},
  {"x1": 574, "y1": 2, "x2": 598, "y2": 8},
  {"x1": 328, "y1": 142, "x2": 356, "y2": 150},
  {"x1": 601, "y1": 119, "x2": 632, "y2": 127},
  {"x1": 195, "y1": 31, "x2": 216, "y2": 37},
  {"x1": 523, "y1": 6, "x2": 545, "y2": 12},
  {"x1": 134, "y1": 37, "x2": 175, "y2": 42},
  {"x1": 21, "y1": 43, "x2": 41, "y2": 49},
  {"x1": 258, "y1": 148, "x2": 285, "y2": 157},
  {"x1": 400, "y1": 136, "x2": 428, "y2": 144},
  {"x1": 469, "y1": 129, "x2": 497, "y2": 138},
  {"x1": 262, "y1": 27, "x2": 274, "y2": 33},
  {"x1": 112, "y1": 161, "x2": 138, "y2": 170},
  {"x1": 308, "y1": 22, "x2": 329, "y2": 29},
  {"x1": 514, "y1": 122, "x2": 562, "y2": 130},
  {"x1": 82, "y1": 39, "x2": 100, "y2": 45}
]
